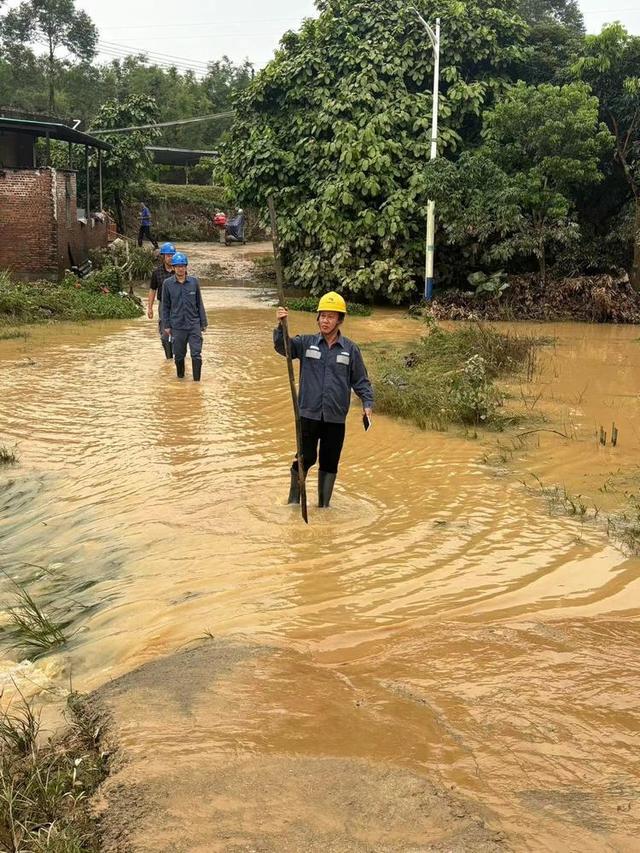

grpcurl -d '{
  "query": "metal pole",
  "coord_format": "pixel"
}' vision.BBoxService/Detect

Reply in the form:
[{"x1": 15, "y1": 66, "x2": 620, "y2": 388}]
[
  {"x1": 425, "y1": 17, "x2": 440, "y2": 301},
  {"x1": 98, "y1": 148, "x2": 103, "y2": 210},
  {"x1": 68, "y1": 141, "x2": 72, "y2": 169},
  {"x1": 85, "y1": 145, "x2": 90, "y2": 219},
  {"x1": 267, "y1": 196, "x2": 309, "y2": 524},
  {"x1": 412, "y1": 10, "x2": 441, "y2": 301}
]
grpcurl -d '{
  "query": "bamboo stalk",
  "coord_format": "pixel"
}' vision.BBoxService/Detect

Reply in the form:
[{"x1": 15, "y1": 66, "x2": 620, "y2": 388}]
[{"x1": 267, "y1": 196, "x2": 308, "y2": 524}]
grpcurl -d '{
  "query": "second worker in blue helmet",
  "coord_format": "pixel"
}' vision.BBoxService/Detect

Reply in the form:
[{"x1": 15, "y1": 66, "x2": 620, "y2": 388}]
[
  {"x1": 161, "y1": 253, "x2": 208, "y2": 381},
  {"x1": 148, "y1": 242, "x2": 177, "y2": 360}
]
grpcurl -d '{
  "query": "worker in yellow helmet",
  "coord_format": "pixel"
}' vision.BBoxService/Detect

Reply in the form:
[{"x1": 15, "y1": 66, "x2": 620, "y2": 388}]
[{"x1": 274, "y1": 292, "x2": 374, "y2": 508}]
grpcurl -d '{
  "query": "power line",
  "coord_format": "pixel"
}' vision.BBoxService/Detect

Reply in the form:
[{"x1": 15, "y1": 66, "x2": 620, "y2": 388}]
[
  {"x1": 99, "y1": 40, "x2": 211, "y2": 68},
  {"x1": 97, "y1": 41, "x2": 211, "y2": 72},
  {"x1": 96, "y1": 45, "x2": 210, "y2": 75},
  {"x1": 89, "y1": 111, "x2": 235, "y2": 134}
]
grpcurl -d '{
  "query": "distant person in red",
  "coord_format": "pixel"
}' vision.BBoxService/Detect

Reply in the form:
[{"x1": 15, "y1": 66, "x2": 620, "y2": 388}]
[
  {"x1": 213, "y1": 211, "x2": 227, "y2": 245},
  {"x1": 138, "y1": 202, "x2": 159, "y2": 249}
]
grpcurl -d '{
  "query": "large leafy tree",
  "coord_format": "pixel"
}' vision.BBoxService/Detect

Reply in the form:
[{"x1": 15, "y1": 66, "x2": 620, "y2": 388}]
[
  {"x1": 1, "y1": 0, "x2": 97, "y2": 115},
  {"x1": 92, "y1": 94, "x2": 160, "y2": 232},
  {"x1": 218, "y1": 0, "x2": 529, "y2": 302},
  {"x1": 572, "y1": 24, "x2": 640, "y2": 290},
  {"x1": 516, "y1": 0, "x2": 584, "y2": 84},
  {"x1": 424, "y1": 82, "x2": 612, "y2": 281}
]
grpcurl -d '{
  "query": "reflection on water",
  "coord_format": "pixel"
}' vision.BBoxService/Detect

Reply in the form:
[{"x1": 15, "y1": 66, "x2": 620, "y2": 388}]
[{"x1": 1, "y1": 288, "x2": 639, "y2": 848}]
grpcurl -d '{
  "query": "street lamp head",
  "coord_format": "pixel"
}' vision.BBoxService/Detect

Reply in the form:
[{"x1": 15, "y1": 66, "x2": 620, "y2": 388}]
[{"x1": 409, "y1": 6, "x2": 438, "y2": 48}]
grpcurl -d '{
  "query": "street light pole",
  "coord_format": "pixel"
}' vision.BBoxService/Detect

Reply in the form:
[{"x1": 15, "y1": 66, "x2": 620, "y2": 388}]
[{"x1": 412, "y1": 9, "x2": 440, "y2": 301}]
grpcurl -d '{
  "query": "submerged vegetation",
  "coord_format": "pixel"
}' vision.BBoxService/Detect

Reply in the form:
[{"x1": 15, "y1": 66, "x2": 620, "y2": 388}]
[
  {"x1": 5, "y1": 583, "x2": 68, "y2": 657},
  {"x1": 0, "y1": 271, "x2": 143, "y2": 328},
  {"x1": 0, "y1": 446, "x2": 18, "y2": 465},
  {"x1": 0, "y1": 693, "x2": 107, "y2": 852},
  {"x1": 367, "y1": 321, "x2": 541, "y2": 431}
]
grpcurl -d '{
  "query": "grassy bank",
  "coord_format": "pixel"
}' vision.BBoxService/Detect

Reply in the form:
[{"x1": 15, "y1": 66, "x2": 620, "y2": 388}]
[
  {"x1": 0, "y1": 693, "x2": 107, "y2": 852},
  {"x1": 0, "y1": 272, "x2": 143, "y2": 329},
  {"x1": 366, "y1": 320, "x2": 540, "y2": 431}
]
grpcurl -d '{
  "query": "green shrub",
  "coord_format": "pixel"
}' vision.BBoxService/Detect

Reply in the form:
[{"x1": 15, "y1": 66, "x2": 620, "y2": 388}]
[
  {"x1": 286, "y1": 296, "x2": 372, "y2": 316},
  {"x1": 0, "y1": 276, "x2": 143, "y2": 324},
  {"x1": 366, "y1": 322, "x2": 539, "y2": 431},
  {"x1": 91, "y1": 243, "x2": 155, "y2": 281}
]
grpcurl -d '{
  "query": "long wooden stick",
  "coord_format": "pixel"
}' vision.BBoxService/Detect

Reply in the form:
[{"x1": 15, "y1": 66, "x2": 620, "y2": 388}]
[{"x1": 267, "y1": 196, "x2": 308, "y2": 524}]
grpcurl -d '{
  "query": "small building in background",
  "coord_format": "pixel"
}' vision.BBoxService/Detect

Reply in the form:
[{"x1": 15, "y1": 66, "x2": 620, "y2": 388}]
[
  {"x1": 146, "y1": 146, "x2": 217, "y2": 185},
  {"x1": 0, "y1": 115, "x2": 112, "y2": 281}
]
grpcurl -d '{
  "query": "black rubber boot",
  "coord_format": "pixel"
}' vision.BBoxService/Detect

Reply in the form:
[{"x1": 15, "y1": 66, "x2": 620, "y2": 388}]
[
  {"x1": 318, "y1": 470, "x2": 337, "y2": 508},
  {"x1": 287, "y1": 466, "x2": 300, "y2": 504},
  {"x1": 176, "y1": 358, "x2": 185, "y2": 379},
  {"x1": 162, "y1": 339, "x2": 173, "y2": 359},
  {"x1": 192, "y1": 357, "x2": 202, "y2": 382}
]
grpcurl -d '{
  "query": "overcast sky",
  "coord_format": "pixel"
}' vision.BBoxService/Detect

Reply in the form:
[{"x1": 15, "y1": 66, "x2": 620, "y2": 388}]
[{"x1": 7, "y1": 0, "x2": 640, "y2": 72}]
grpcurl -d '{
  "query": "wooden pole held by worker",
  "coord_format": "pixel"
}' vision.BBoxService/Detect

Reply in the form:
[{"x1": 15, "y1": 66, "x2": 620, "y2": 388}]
[{"x1": 268, "y1": 196, "x2": 308, "y2": 524}]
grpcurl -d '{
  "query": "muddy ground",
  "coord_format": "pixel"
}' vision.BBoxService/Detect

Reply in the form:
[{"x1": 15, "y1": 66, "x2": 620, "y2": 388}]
[{"x1": 94, "y1": 639, "x2": 507, "y2": 853}]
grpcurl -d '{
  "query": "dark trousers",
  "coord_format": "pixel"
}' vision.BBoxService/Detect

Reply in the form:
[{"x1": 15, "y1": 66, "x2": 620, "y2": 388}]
[
  {"x1": 138, "y1": 225, "x2": 158, "y2": 248},
  {"x1": 172, "y1": 328, "x2": 203, "y2": 360},
  {"x1": 293, "y1": 417, "x2": 346, "y2": 475},
  {"x1": 158, "y1": 313, "x2": 170, "y2": 342}
]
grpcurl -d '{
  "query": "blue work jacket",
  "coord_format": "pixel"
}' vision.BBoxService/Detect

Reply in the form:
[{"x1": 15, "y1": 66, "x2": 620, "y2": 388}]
[
  {"x1": 161, "y1": 275, "x2": 208, "y2": 331},
  {"x1": 274, "y1": 326, "x2": 374, "y2": 424}
]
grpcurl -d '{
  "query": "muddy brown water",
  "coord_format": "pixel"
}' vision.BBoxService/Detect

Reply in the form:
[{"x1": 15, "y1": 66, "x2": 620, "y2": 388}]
[{"x1": 1, "y1": 282, "x2": 639, "y2": 851}]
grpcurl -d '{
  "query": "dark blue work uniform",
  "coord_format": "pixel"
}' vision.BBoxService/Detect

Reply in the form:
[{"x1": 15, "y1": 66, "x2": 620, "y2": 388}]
[
  {"x1": 274, "y1": 326, "x2": 374, "y2": 474},
  {"x1": 162, "y1": 274, "x2": 208, "y2": 361},
  {"x1": 149, "y1": 264, "x2": 173, "y2": 342}
]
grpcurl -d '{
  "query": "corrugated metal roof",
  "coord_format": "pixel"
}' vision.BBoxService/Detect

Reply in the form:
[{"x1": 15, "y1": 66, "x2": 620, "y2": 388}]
[
  {"x1": 0, "y1": 116, "x2": 112, "y2": 150},
  {"x1": 146, "y1": 146, "x2": 217, "y2": 166}
]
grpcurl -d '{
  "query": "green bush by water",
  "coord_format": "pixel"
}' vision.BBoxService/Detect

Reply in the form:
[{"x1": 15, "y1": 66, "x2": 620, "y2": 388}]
[
  {"x1": 366, "y1": 321, "x2": 540, "y2": 431},
  {"x1": 0, "y1": 271, "x2": 143, "y2": 326},
  {"x1": 286, "y1": 296, "x2": 372, "y2": 316}
]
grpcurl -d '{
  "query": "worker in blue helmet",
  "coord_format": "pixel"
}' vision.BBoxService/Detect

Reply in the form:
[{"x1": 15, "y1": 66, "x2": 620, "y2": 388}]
[
  {"x1": 161, "y1": 253, "x2": 208, "y2": 381},
  {"x1": 148, "y1": 242, "x2": 176, "y2": 360}
]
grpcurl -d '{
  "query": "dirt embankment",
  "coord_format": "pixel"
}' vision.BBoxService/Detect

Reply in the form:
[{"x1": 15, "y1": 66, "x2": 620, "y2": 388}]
[
  {"x1": 92, "y1": 639, "x2": 508, "y2": 853},
  {"x1": 429, "y1": 274, "x2": 640, "y2": 324}
]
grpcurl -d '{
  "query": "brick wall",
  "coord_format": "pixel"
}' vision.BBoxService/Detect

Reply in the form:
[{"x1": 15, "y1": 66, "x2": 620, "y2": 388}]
[
  {"x1": 0, "y1": 168, "x2": 58, "y2": 279},
  {"x1": 0, "y1": 166, "x2": 110, "y2": 281},
  {"x1": 54, "y1": 170, "x2": 110, "y2": 273}
]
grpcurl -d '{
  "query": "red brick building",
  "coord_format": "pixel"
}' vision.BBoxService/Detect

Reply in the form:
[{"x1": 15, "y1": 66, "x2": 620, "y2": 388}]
[{"x1": 0, "y1": 117, "x2": 112, "y2": 281}]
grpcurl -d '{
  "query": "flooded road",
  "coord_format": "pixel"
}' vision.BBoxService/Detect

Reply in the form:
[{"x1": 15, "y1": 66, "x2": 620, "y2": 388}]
[{"x1": 1, "y1": 284, "x2": 639, "y2": 850}]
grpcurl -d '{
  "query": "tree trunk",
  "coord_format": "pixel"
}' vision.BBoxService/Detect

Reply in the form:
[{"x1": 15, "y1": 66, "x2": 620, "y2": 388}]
[
  {"x1": 631, "y1": 197, "x2": 640, "y2": 293},
  {"x1": 537, "y1": 233, "x2": 546, "y2": 284},
  {"x1": 48, "y1": 42, "x2": 55, "y2": 116},
  {"x1": 114, "y1": 189, "x2": 125, "y2": 235}
]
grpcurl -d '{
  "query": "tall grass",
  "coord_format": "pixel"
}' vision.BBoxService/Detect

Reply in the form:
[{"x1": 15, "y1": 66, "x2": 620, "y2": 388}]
[
  {"x1": 0, "y1": 446, "x2": 18, "y2": 465},
  {"x1": 3, "y1": 579, "x2": 67, "y2": 658},
  {"x1": 0, "y1": 693, "x2": 106, "y2": 852},
  {"x1": 366, "y1": 321, "x2": 542, "y2": 431}
]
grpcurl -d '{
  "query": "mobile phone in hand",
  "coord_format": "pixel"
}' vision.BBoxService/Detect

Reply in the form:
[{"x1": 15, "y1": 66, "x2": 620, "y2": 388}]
[{"x1": 363, "y1": 413, "x2": 371, "y2": 432}]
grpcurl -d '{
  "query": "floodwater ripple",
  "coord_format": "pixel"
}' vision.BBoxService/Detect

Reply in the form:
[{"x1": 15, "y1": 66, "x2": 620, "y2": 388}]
[{"x1": 1, "y1": 286, "x2": 639, "y2": 849}]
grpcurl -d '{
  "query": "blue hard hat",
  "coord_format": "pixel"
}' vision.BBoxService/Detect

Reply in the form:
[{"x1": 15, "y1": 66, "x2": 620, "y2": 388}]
[
  {"x1": 159, "y1": 242, "x2": 176, "y2": 255},
  {"x1": 171, "y1": 252, "x2": 188, "y2": 266}
]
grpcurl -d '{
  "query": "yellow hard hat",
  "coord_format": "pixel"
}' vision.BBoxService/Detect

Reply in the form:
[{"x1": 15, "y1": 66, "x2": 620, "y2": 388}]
[{"x1": 317, "y1": 292, "x2": 347, "y2": 314}]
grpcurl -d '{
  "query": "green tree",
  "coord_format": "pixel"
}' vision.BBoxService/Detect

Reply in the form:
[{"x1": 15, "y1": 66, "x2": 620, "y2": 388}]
[
  {"x1": 1, "y1": 0, "x2": 97, "y2": 115},
  {"x1": 572, "y1": 23, "x2": 640, "y2": 290},
  {"x1": 516, "y1": 0, "x2": 584, "y2": 84},
  {"x1": 92, "y1": 94, "x2": 160, "y2": 232},
  {"x1": 425, "y1": 82, "x2": 612, "y2": 281},
  {"x1": 218, "y1": 0, "x2": 529, "y2": 302},
  {"x1": 483, "y1": 81, "x2": 612, "y2": 280}
]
